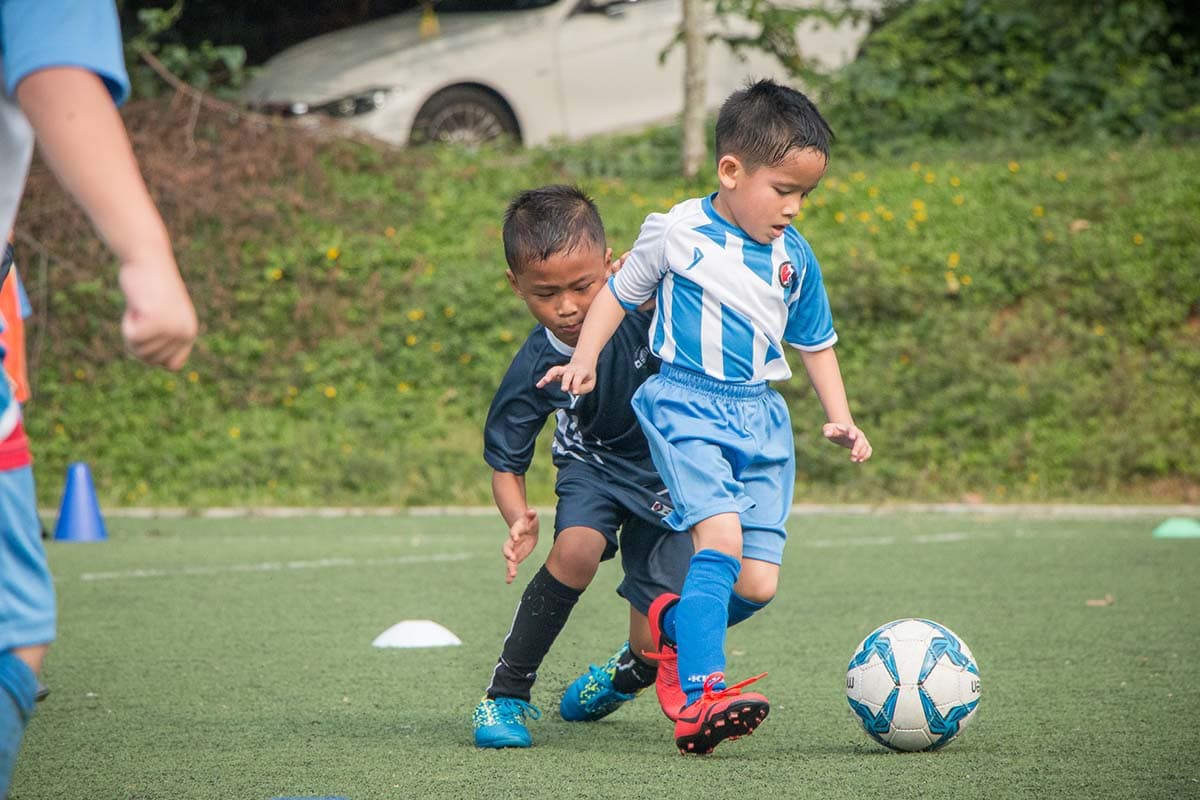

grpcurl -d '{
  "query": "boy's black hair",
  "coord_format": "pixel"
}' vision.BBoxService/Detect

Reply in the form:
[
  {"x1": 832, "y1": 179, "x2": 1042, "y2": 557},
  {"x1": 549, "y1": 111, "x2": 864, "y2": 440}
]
[
  {"x1": 715, "y1": 79, "x2": 834, "y2": 169},
  {"x1": 502, "y1": 185, "x2": 606, "y2": 273}
]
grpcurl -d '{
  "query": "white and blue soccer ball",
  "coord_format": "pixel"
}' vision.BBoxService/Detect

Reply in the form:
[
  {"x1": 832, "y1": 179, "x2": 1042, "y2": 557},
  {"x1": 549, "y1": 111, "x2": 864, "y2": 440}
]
[{"x1": 845, "y1": 618, "x2": 981, "y2": 752}]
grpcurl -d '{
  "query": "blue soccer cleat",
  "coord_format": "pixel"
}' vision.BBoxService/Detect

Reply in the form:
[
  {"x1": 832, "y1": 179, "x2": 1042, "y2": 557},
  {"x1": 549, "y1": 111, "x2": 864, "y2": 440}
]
[
  {"x1": 473, "y1": 696, "x2": 541, "y2": 748},
  {"x1": 559, "y1": 643, "x2": 639, "y2": 722}
]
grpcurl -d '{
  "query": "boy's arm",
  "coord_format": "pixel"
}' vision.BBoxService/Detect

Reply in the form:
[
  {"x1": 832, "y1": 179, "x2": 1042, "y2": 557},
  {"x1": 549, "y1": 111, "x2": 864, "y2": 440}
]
[
  {"x1": 492, "y1": 470, "x2": 540, "y2": 584},
  {"x1": 798, "y1": 347, "x2": 872, "y2": 463},
  {"x1": 537, "y1": 286, "x2": 627, "y2": 395},
  {"x1": 16, "y1": 67, "x2": 197, "y2": 370}
]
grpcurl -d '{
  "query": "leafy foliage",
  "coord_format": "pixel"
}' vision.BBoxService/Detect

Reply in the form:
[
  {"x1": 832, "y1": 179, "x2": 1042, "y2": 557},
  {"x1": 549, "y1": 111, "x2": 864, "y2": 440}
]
[
  {"x1": 819, "y1": 0, "x2": 1200, "y2": 151},
  {"x1": 124, "y1": 1, "x2": 249, "y2": 99}
]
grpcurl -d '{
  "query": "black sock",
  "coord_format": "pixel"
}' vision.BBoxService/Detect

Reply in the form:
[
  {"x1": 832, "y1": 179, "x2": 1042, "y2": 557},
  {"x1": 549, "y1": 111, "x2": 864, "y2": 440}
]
[
  {"x1": 611, "y1": 645, "x2": 657, "y2": 694},
  {"x1": 486, "y1": 565, "x2": 582, "y2": 702}
]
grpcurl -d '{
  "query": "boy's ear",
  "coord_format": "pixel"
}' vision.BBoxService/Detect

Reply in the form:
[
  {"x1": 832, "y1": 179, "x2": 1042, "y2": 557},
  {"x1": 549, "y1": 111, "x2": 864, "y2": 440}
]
[
  {"x1": 717, "y1": 154, "x2": 742, "y2": 190},
  {"x1": 505, "y1": 268, "x2": 523, "y2": 297}
]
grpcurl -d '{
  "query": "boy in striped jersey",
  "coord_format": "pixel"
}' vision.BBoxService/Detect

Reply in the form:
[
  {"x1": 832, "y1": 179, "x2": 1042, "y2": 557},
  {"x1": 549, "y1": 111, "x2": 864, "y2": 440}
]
[{"x1": 541, "y1": 80, "x2": 872, "y2": 755}]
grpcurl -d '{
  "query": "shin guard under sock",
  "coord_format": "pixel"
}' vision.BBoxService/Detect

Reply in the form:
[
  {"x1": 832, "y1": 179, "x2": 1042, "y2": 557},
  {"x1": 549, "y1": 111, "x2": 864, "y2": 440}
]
[
  {"x1": 674, "y1": 549, "x2": 741, "y2": 704},
  {"x1": 486, "y1": 565, "x2": 582, "y2": 701}
]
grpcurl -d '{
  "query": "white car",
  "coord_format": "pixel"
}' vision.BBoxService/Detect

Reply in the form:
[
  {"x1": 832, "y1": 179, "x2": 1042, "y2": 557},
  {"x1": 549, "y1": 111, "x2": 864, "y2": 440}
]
[{"x1": 244, "y1": 0, "x2": 865, "y2": 147}]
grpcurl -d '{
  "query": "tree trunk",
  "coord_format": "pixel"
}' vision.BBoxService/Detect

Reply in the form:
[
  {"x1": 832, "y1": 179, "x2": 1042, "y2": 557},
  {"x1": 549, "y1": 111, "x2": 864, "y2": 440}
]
[{"x1": 681, "y1": 0, "x2": 707, "y2": 178}]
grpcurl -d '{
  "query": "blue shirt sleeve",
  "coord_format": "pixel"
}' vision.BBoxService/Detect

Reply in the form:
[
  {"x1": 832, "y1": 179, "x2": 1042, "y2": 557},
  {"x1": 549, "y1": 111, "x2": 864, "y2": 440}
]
[
  {"x1": 0, "y1": 0, "x2": 130, "y2": 104},
  {"x1": 783, "y1": 232, "x2": 837, "y2": 350}
]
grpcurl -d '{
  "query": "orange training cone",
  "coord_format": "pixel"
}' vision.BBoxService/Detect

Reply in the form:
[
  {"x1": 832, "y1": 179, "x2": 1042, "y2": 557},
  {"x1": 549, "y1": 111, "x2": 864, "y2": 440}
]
[{"x1": 52, "y1": 462, "x2": 107, "y2": 542}]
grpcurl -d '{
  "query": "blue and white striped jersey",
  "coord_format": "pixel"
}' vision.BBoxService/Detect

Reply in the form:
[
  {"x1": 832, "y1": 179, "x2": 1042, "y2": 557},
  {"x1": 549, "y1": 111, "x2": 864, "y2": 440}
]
[{"x1": 609, "y1": 194, "x2": 837, "y2": 383}]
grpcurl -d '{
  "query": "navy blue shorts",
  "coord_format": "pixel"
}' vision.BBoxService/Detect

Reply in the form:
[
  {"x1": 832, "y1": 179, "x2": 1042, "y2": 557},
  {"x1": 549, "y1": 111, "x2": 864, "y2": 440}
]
[{"x1": 553, "y1": 459, "x2": 691, "y2": 615}]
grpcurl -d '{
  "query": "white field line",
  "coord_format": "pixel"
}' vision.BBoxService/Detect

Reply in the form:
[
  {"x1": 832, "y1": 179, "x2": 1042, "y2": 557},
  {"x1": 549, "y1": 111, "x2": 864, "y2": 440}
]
[
  {"x1": 47, "y1": 503, "x2": 1200, "y2": 520},
  {"x1": 78, "y1": 552, "x2": 471, "y2": 582}
]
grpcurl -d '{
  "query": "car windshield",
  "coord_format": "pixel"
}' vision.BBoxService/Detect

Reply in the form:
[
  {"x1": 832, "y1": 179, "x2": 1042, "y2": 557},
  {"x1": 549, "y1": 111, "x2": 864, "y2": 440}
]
[{"x1": 433, "y1": 0, "x2": 560, "y2": 11}]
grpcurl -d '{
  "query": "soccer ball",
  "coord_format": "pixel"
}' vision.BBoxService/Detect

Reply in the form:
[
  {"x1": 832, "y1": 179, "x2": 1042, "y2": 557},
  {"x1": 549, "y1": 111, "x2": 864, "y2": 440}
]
[{"x1": 845, "y1": 618, "x2": 980, "y2": 752}]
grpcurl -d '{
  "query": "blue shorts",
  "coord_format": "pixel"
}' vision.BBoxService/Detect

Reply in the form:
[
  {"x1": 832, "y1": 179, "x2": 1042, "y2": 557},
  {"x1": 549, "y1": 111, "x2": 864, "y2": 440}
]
[
  {"x1": 631, "y1": 363, "x2": 794, "y2": 565},
  {"x1": 0, "y1": 466, "x2": 55, "y2": 651},
  {"x1": 554, "y1": 459, "x2": 691, "y2": 615}
]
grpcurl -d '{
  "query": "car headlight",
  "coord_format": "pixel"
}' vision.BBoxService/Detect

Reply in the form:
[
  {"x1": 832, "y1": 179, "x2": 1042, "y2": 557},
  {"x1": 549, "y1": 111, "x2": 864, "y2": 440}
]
[{"x1": 255, "y1": 88, "x2": 391, "y2": 118}]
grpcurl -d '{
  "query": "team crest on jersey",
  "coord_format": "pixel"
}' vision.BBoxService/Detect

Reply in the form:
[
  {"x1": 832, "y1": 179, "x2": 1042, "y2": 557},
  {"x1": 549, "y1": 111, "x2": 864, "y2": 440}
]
[
  {"x1": 779, "y1": 261, "x2": 795, "y2": 288},
  {"x1": 634, "y1": 346, "x2": 649, "y2": 369}
]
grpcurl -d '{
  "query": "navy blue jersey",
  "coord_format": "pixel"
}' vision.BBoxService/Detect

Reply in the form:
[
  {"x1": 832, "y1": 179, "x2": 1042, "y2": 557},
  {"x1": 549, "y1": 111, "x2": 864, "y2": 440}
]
[{"x1": 484, "y1": 310, "x2": 660, "y2": 478}]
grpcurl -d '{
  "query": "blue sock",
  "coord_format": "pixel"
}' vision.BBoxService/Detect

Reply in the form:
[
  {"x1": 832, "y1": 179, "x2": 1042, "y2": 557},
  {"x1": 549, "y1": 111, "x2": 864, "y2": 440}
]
[
  {"x1": 727, "y1": 591, "x2": 770, "y2": 627},
  {"x1": 663, "y1": 590, "x2": 771, "y2": 641},
  {"x1": 0, "y1": 652, "x2": 37, "y2": 797},
  {"x1": 675, "y1": 549, "x2": 741, "y2": 705}
]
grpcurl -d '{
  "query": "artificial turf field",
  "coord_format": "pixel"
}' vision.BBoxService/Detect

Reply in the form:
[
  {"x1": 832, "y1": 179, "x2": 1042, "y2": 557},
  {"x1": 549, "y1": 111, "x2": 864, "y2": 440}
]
[{"x1": 12, "y1": 511, "x2": 1200, "y2": 800}]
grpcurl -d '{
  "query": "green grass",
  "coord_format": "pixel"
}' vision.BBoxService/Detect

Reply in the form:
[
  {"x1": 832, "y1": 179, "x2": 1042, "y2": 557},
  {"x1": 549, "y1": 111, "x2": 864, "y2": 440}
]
[{"x1": 13, "y1": 512, "x2": 1200, "y2": 799}]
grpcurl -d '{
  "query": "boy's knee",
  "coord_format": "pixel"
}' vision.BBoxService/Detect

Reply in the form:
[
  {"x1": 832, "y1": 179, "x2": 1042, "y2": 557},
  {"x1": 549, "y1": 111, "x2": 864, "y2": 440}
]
[
  {"x1": 733, "y1": 559, "x2": 779, "y2": 604},
  {"x1": 545, "y1": 527, "x2": 608, "y2": 589}
]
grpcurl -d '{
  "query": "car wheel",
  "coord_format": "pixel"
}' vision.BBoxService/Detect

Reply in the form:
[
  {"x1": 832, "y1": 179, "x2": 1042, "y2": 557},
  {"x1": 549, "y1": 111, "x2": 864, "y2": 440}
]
[{"x1": 411, "y1": 87, "x2": 520, "y2": 145}]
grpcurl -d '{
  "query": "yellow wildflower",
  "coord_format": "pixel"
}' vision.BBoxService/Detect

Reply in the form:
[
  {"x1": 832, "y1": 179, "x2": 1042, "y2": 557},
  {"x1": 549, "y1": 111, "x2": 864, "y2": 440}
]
[
  {"x1": 924, "y1": 172, "x2": 936, "y2": 184},
  {"x1": 443, "y1": 307, "x2": 456, "y2": 318},
  {"x1": 949, "y1": 176, "x2": 961, "y2": 187},
  {"x1": 407, "y1": 309, "x2": 426, "y2": 322},
  {"x1": 947, "y1": 252, "x2": 960, "y2": 269},
  {"x1": 326, "y1": 247, "x2": 340, "y2": 261},
  {"x1": 323, "y1": 385, "x2": 337, "y2": 399},
  {"x1": 187, "y1": 371, "x2": 199, "y2": 383},
  {"x1": 834, "y1": 211, "x2": 847, "y2": 224},
  {"x1": 952, "y1": 195, "x2": 965, "y2": 206},
  {"x1": 1008, "y1": 161, "x2": 1020, "y2": 173},
  {"x1": 1033, "y1": 206, "x2": 1044, "y2": 217},
  {"x1": 1132, "y1": 233, "x2": 1144, "y2": 246},
  {"x1": 385, "y1": 226, "x2": 397, "y2": 238},
  {"x1": 499, "y1": 329, "x2": 515, "y2": 343},
  {"x1": 1055, "y1": 171, "x2": 1068, "y2": 182},
  {"x1": 405, "y1": 334, "x2": 418, "y2": 347},
  {"x1": 269, "y1": 267, "x2": 284, "y2": 281},
  {"x1": 396, "y1": 382, "x2": 412, "y2": 394},
  {"x1": 229, "y1": 427, "x2": 241, "y2": 439}
]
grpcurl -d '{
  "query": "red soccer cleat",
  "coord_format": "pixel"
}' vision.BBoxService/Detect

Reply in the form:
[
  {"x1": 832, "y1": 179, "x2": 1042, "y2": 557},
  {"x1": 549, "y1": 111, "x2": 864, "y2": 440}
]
[
  {"x1": 644, "y1": 592, "x2": 685, "y2": 721},
  {"x1": 673, "y1": 672, "x2": 769, "y2": 756}
]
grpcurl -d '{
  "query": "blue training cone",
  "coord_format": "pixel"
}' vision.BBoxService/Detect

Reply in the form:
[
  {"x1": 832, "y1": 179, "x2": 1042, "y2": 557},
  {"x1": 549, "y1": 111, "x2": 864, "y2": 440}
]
[{"x1": 53, "y1": 462, "x2": 108, "y2": 542}]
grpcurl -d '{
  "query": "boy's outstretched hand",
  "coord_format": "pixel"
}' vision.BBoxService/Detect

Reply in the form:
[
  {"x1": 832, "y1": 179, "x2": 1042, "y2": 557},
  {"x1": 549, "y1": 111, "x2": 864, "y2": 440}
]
[
  {"x1": 119, "y1": 259, "x2": 198, "y2": 371},
  {"x1": 538, "y1": 362, "x2": 596, "y2": 396},
  {"x1": 502, "y1": 507, "x2": 539, "y2": 584},
  {"x1": 823, "y1": 422, "x2": 873, "y2": 463}
]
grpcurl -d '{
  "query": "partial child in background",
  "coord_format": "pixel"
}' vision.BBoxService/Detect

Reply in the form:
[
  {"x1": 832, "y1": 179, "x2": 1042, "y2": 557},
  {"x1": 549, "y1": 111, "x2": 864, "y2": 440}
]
[
  {"x1": 472, "y1": 185, "x2": 691, "y2": 748},
  {"x1": 1, "y1": 2, "x2": 198, "y2": 793},
  {"x1": 541, "y1": 80, "x2": 872, "y2": 755}
]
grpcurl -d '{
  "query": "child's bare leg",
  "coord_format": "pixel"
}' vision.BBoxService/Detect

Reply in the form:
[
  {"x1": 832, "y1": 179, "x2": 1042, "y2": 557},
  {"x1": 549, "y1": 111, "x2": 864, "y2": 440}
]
[
  {"x1": 733, "y1": 559, "x2": 778, "y2": 605},
  {"x1": 544, "y1": 526, "x2": 607, "y2": 589},
  {"x1": 628, "y1": 608, "x2": 653, "y2": 657}
]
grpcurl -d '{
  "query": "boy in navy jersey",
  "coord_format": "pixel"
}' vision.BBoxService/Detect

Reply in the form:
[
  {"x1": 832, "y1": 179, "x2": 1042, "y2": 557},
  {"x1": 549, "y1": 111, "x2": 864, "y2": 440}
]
[
  {"x1": 472, "y1": 185, "x2": 692, "y2": 748},
  {"x1": 542, "y1": 81, "x2": 873, "y2": 755}
]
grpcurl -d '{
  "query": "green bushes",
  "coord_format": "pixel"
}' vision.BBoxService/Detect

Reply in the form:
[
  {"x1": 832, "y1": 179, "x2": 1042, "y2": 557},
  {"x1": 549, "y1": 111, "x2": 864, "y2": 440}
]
[
  {"x1": 20, "y1": 111, "x2": 1199, "y2": 506},
  {"x1": 820, "y1": 0, "x2": 1200, "y2": 151}
]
